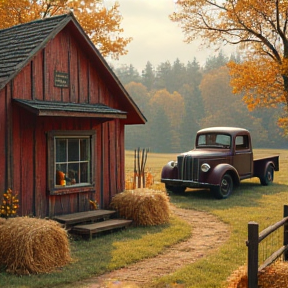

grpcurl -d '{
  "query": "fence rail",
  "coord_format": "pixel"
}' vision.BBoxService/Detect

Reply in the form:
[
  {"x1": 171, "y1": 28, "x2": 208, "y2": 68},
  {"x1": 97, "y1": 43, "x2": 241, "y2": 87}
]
[{"x1": 246, "y1": 205, "x2": 288, "y2": 288}]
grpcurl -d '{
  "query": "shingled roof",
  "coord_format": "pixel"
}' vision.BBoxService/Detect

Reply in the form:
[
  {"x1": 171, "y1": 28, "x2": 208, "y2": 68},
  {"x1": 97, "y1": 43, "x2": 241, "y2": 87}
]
[
  {"x1": 0, "y1": 14, "x2": 70, "y2": 89},
  {"x1": 14, "y1": 99, "x2": 127, "y2": 118},
  {"x1": 0, "y1": 13, "x2": 146, "y2": 124}
]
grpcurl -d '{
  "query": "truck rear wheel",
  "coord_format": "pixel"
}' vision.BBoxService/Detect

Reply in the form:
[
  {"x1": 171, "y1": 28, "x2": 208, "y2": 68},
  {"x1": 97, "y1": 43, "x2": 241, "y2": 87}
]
[
  {"x1": 212, "y1": 174, "x2": 233, "y2": 199},
  {"x1": 260, "y1": 165, "x2": 274, "y2": 186},
  {"x1": 165, "y1": 184, "x2": 186, "y2": 194}
]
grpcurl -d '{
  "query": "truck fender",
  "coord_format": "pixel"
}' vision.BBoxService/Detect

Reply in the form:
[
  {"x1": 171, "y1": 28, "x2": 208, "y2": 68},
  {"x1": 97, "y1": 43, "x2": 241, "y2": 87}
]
[
  {"x1": 253, "y1": 158, "x2": 278, "y2": 179},
  {"x1": 207, "y1": 164, "x2": 240, "y2": 186},
  {"x1": 259, "y1": 161, "x2": 275, "y2": 185},
  {"x1": 161, "y1": 161, "x2": 178, "y2": 179},
  {"x1": 264, "y1": 161, "x2": 276, "y2": 172}
]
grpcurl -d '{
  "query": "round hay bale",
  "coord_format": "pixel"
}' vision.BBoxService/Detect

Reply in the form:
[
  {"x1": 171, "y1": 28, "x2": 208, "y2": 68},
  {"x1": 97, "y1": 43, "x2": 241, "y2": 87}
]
[
  {"x1": 110, "y1": 188, "x2": 170, "y2": 226},
  {"x1": 226, "y1": 265, "x2": 248, "y2": 288},
  {"x1": 226, "y1": 262, "x2": 288, "y2": 288},
  {"x1": 0, "y1": 217, "x2": 72, "y2": 275},
  {"x1": 0, "y1": 217, "x2": 6, "y2": 226}
]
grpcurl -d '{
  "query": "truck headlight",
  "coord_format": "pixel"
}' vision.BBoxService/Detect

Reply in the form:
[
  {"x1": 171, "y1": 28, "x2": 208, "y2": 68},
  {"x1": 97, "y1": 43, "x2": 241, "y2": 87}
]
[
  {"x1": 201, "y1": 163, "x2": 210, "y2": 172},
  {"x1": 169, "y1": 161, "x2": 177, "y2": 167}
]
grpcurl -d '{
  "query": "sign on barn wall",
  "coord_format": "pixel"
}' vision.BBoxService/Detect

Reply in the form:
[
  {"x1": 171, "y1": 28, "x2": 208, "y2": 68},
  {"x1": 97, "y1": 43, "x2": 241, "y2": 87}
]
[{"x1": 54, "y1": 71, "x2": 69, "y2": 88}]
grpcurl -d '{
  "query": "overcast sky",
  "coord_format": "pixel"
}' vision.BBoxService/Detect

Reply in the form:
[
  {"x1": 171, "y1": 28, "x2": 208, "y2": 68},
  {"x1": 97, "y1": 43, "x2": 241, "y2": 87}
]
[{"x1": 106, "y1": 0, "x2": 235, "y2": 72}]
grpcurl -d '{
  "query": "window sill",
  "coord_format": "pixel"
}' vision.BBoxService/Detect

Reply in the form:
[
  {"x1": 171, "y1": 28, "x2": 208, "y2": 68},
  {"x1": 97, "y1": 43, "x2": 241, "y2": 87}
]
[{"x1": 49, "y1": 184, "x2": 95, "y2": 195}]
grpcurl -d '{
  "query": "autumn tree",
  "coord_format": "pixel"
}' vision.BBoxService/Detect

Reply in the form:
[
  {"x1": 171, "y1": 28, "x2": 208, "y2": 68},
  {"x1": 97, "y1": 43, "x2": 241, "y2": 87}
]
[
  {"x1": 0, "y1": 0, "x2": 131, "y2": 59},
  {"x1": 124, "y1": 82, "x2": 151, "y2": 150},
  {"x1": 149, "y1": 89, "x2": 185, "y2": 151},
  {"x1": 179, "y1": 58, "x2": 203, "y2": 150},
  {"x1": 204, "y1": 51, "x2": 229, "y2": 73},
  {"x1": 155, "y1": 61, "x2": 172, "y2": 91},
  {"x1": 141, "y1": 61, "x2": 155, "y2": 91},
  {"x1": 171, "y1": 0, "x2": 288, "y2": 133},
  {"x1": 114, "y1": 64, "x2": 141, "y2": 85}
]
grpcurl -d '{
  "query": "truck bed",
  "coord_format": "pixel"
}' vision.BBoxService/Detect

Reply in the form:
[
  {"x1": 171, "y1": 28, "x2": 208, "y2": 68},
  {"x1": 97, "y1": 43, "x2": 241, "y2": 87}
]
[{"x1": 253, "y1": 155, "x2": 279, "y2": 178}]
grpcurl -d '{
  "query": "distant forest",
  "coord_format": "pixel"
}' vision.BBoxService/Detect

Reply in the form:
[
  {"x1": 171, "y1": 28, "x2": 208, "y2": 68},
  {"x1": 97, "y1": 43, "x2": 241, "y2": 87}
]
[{"x1": 112, "y1": 52, "x2": 287, "y2": 153}]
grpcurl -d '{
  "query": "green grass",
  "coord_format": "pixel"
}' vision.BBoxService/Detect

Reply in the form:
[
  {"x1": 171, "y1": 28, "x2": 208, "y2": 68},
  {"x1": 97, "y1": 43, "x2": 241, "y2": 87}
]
[
  {"x1": 153, "y1": 149, "x2": 288, "y2": 288},
  {"x1": 0, "y1": 149, "x2": 287, "y2": 288},
  {"x1": 0, "y1": 215, "x2": 190, "y2": 288}
]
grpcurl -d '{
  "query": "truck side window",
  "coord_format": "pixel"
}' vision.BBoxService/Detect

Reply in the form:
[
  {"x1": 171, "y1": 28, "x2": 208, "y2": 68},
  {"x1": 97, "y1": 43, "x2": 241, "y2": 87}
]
[{"x1": 236, "y1": 135, "x2": 249, "y2": 150}]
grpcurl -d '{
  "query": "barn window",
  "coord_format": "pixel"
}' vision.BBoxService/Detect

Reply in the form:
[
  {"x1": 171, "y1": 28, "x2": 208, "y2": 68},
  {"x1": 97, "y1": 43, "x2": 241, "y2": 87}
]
[{"x1": 47, "y1": 131, "x2": 95, "y2": 194}]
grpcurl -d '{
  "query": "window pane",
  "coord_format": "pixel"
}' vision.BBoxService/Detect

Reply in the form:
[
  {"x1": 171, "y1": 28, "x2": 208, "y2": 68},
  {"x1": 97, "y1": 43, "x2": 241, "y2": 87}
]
[
  {"x1": 68, "y1": 139, "x2": 79, "y2": 161},
  {"x1": 56, "y1": 139, "x2": 66, "y2": 162},
  {"x1": 80, "y1": 139, "x2": 89, "y2": 161},
  {"x1": 68, "y1": 163, "x2": 79, "y2": 185},
  {"x1": 56, "y1": 164, "x2": 67, "y2": 185},
  {"x1": 216, "y1": 135, "x2": 231, "y2": 146},
  {"x1": 80, "y1": 162, "x2": 89, "y2": 183},
  {"x1": 198, "y1": 135, "x2": 206, "y2": 145}
]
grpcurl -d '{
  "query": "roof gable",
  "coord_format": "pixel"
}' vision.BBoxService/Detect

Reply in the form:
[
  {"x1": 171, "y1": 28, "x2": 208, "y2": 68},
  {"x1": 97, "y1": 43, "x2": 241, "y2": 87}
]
[{"x1": 0, "y1": 13, "x2": 146, "y2": 125}]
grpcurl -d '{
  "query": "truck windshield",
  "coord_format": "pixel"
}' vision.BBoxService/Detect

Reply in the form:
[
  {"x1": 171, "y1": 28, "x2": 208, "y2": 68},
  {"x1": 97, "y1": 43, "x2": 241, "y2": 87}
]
[{"x1": 197, "y1": 133, "x2": 231, "y2": 149}]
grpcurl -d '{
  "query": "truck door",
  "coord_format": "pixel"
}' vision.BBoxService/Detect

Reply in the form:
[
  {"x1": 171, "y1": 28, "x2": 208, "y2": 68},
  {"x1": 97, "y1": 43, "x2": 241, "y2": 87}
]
[{"x1": 233, "y1": 135, "x2": 253, "y2": 178}]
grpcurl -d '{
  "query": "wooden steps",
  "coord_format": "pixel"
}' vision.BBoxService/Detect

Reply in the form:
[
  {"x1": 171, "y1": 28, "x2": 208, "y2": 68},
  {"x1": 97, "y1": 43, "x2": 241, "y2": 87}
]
[
  {"x1": 53, "y1": 210, "x2": 133, "y2": 240},
  {"x1": 53, "y1": 210, "x2": 116, "y2": 227},
  {"x1": 71, "y1": 219, "x2": 133, "y2": 240}
]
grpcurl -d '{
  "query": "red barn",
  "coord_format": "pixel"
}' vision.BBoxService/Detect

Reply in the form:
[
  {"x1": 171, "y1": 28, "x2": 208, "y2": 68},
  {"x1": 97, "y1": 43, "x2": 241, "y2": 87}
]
[{"x1": 0, "y1": 13, "x2": 146, "y2": 217}]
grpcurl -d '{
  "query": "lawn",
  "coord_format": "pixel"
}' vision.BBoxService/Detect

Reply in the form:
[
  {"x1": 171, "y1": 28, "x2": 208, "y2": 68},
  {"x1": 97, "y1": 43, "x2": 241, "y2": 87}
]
[{"x1": 0, "y1": 149, "x2": 287, "y2": 288}]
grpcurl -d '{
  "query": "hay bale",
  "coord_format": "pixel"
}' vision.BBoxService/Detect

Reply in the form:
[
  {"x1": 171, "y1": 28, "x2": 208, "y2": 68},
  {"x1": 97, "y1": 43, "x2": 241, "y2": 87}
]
[
  {"x1": 0, "y1": 217, "x2": 72, "y2": 275},
  {"x1": 226, "y1": 265, "x2": 248, "y2": 288},
  {"x1": 110, "y1": 188, "x2": 170, "y2": 226},
  {"x1": 226, "y1": 262, "x2": 288, "y2": 288},
  {"x1": 0, "y1": 217, "x2": 6, "y2": 226}
]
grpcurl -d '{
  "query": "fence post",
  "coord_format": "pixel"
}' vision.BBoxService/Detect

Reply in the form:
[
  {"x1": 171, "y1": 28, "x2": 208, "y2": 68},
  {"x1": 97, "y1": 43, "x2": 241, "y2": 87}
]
[
  {"x1": 247, "y1": 221, "x2": 259, "y2": 288},
  {"x1": 283, "y1": 205, "x2": 288, "y2": 261}
]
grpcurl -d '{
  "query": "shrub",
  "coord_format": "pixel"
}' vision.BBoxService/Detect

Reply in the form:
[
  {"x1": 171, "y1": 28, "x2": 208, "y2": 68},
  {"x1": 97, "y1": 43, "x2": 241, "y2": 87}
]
[
  {"x1": 110, "y1": 188, "x2": 170, "y2": 226},
  {"x1": 0, "y1": 217, "x2": 72, "y2": 275},
  {"x1": 0, "y1": 188, "x2": 19, "y2": 218}
]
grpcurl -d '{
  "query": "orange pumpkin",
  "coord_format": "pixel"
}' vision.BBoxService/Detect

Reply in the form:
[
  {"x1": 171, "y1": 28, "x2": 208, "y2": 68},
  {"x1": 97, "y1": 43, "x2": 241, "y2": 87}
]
[{"x1": 56, "y1": 170, "x2": 65, "y2": 185}]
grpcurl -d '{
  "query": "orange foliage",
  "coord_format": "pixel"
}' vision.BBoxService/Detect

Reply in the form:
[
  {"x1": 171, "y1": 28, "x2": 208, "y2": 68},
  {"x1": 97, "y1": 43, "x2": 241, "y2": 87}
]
[
  {"x1": 0, "y1": 189, "x2": 19, "y2": 218},
  {"x1": 228, "y1": 59, "x2": 286, "y2": 110},
  {"x1": 171, "y1": 0, "x2": 288, "y2": 132},
  {"x1": 0, "y1": 0, "x2": 131, "y2": 59},
  {"x1": 149, "y1": 89, "x2": 184, "y2": 130}
]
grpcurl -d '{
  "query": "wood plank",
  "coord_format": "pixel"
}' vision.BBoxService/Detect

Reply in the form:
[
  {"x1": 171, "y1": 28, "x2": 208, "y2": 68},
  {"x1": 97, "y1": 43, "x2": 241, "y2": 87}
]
[
  {"x1": 0, "y1": 89, "x2": 6, "y2": 194},
  {"x1": 53, "y1": 209, "x2": 116, "y2": 225},
  {"x1": 71, "y1": 219, "x2": 133, "y2": 240}
]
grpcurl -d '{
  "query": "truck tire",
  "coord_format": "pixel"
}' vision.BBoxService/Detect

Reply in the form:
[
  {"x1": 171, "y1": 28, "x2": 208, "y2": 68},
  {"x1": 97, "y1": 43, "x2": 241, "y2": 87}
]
[
  {"x1": 165, "y1": 184, "x2": 186, "y2": 194},
  {"x1": 212, "y1": 174, "x2": 233, "y2": 199},
  {"x1": 260, "y1": 165, "x2": 274, "y2": 186}
]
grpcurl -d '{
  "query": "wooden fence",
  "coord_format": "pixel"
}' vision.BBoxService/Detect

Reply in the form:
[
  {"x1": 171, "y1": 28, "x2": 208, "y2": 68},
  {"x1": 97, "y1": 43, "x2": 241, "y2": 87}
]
[{"x1": 246, "y1": 205, "x2": 288, "y2": 288}]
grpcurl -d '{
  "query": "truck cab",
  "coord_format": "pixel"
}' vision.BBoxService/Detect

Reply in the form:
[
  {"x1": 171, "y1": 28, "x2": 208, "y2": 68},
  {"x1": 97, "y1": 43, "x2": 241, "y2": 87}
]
[{"x1": 161, "y1": 127, "x2": 279, "y2": 199}]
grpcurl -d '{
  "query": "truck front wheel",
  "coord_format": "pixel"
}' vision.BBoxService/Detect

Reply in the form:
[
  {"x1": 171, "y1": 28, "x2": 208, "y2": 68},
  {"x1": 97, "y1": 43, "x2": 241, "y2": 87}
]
[
  {"x1": 212, "y1": 174, "x2": 233, "y2": 199},
  {"x1": 165, "y1": 184, "x2": 186, "y2": 194},
  {"x1": 260, "y1": 165, "x2": 274, "y2": 186}
]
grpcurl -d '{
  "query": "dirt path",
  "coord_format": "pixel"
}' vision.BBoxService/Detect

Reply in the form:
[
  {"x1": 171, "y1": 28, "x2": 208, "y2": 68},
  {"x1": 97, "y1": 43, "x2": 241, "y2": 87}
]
[{"x1": 68, "y1": 205, "x2": 230, "y2": 288}]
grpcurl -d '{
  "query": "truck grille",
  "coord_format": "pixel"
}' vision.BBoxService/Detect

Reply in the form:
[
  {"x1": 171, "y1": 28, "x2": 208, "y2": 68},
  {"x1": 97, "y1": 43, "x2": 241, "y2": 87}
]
[{"x1": 177, "y1": 155, "x2": 199, "y2": 181}]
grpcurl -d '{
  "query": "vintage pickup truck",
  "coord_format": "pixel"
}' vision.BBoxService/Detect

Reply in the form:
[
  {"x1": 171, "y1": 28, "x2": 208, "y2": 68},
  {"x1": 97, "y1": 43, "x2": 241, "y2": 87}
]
[{"x1": 161, "y1": 127, "x2": 279, "y2": 199}]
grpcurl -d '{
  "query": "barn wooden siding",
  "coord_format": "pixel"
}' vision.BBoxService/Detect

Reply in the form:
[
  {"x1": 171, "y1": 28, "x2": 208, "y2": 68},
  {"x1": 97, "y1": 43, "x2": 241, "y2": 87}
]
[{"x1": 0, "y1": 26, "x2": 125, "y2": 217}]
